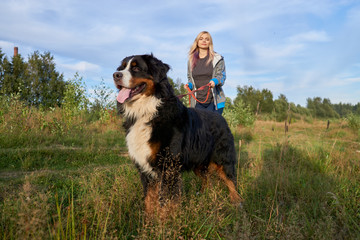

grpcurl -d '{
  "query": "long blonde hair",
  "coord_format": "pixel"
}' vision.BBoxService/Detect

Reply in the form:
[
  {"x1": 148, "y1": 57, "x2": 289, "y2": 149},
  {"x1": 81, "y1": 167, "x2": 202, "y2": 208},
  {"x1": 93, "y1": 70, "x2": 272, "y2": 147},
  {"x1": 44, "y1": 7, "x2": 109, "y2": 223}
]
[{"x1": 188, "y1": 31, "x2": 215, "y2": 70}]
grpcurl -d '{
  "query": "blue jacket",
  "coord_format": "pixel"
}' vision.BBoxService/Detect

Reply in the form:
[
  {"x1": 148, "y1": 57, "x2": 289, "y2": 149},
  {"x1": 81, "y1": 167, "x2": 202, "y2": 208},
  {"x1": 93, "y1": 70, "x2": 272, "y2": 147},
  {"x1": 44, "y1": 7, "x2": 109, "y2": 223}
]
[{"x1": 187, "y1": 53, "x2": 226, "y2": 110}]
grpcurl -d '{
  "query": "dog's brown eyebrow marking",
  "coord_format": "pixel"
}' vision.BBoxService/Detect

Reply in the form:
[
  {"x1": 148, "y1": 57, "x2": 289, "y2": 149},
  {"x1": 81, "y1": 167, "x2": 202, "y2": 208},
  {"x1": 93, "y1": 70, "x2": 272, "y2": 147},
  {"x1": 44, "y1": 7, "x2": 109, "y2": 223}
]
[{"x1": 131, "y1": 61, "x2": 137, "y2": 67}]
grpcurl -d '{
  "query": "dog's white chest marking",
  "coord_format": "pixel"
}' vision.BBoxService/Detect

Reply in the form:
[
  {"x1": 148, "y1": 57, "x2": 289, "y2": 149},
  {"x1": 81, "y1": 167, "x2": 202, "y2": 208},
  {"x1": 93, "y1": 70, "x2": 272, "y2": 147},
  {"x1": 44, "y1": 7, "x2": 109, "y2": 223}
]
[
  {"x1": 124, "y1": 96, "x2": 162, "y2": 177},
  {"x1": 127, "y1": 119, "x2": 154, "y2": 176}
]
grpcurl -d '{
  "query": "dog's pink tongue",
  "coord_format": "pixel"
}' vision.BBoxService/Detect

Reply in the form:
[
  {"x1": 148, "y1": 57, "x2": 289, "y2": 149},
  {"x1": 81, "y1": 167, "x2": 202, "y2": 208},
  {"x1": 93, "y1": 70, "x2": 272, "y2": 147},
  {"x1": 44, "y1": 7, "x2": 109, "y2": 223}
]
[{"x1": 117, "y1": 88, "x2": 131, "y2": 103}]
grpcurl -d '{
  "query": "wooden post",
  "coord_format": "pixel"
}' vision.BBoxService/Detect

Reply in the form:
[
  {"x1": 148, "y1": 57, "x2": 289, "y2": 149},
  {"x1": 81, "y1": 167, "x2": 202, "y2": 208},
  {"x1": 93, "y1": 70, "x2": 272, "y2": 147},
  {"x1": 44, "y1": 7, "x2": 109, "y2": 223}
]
[
  {"x1": 238, "y1": 140, "x2": 242, "y2": 162},
  {"x1": 285, "y1": 103, "x2": 290, "y2": 133},
  {"x1": 237, "y1": 140, "x2": 242, "y2": 185},
  {"x1": 255, "y1": 101, "x2": 260, "y2": 116},
  {"x1": 327, "y1": 120, "x2": 330, "y2": 129}
]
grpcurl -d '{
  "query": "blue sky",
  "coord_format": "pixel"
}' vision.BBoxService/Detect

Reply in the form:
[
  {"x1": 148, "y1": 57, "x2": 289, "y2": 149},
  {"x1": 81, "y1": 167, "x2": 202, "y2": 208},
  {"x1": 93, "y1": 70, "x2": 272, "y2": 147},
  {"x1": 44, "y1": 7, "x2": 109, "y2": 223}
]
[{"x1": 1, "y1": 0, "x2": 359, "y2": 106}]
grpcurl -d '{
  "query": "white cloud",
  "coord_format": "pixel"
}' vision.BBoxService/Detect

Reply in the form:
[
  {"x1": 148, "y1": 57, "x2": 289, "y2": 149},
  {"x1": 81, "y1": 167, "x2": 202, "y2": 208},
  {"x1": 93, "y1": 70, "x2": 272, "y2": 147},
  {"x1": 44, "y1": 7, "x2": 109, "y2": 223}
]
[
  {"x1": 0, "y1": 41, "x2": 14, "y2": 53},
  {"x1": 288, "y1": 31, "x2": 331, "y2": 43},
  {"x1": 60, "y1": 61, "x2": 101, "y2": 73},
  {"x1": 260, "y1": 81, "x2": 286, "y2": 94},
  {"x1": 327, "y1": 76, "x2": 360, "y2": 87},
  {"x1": 253, "y1": 43, "x2": 304, "y2": 60}
]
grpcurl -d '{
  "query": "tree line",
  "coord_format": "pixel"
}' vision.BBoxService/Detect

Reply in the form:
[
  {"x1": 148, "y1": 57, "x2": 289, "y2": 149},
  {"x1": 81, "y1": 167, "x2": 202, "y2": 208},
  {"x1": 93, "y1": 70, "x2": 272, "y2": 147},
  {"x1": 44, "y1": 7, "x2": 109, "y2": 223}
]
[
  {"x1": 0, "y1": 49, "x2": 66, "y2": 108},
  {"x1": 232, "y1": 85, "x2": 360, "y2": 121},
  {"x1": 1, "y1": 48, "x2": 359, "y2": 121},
  {"x1": 0, "y1": 48, "x2": 116, "y2": 122}
]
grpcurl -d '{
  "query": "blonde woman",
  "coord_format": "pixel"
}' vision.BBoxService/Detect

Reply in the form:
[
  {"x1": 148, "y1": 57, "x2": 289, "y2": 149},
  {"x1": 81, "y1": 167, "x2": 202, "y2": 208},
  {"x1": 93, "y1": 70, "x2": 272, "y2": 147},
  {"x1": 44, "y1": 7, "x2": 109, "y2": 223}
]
[{"x1": 186, "y1": 31, "x2": 226, "y2": 115}]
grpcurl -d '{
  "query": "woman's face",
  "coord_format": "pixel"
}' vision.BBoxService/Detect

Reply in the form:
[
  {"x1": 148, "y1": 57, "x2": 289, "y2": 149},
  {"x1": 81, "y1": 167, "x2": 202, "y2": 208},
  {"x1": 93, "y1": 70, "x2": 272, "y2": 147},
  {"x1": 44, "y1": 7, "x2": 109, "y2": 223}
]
[{"x1": 197, "y1": 33, "x2": 210, "y2": 49}]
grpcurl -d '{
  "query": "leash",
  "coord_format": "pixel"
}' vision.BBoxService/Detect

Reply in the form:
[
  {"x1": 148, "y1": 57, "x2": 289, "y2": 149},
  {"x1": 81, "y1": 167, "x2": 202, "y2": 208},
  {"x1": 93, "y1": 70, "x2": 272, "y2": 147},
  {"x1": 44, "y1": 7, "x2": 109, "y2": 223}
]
[{"x1": 177, "y1": 83, "x2": 212, "y2": 106}]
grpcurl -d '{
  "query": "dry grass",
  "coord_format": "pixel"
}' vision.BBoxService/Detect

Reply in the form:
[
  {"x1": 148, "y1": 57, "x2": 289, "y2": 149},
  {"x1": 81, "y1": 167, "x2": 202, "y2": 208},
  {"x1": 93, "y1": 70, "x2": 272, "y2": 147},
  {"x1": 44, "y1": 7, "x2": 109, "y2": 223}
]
[{"x1": 0, "y1": 103, "x2": 359, "y2": 239}]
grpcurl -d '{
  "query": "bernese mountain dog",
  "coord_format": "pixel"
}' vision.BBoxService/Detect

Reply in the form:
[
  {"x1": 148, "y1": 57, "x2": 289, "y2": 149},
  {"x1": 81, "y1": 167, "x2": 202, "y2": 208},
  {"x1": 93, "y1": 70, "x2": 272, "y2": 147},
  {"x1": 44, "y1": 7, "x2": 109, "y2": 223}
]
[{"x1": 113, "y1": 54, "x2": 242, "y2": 217}]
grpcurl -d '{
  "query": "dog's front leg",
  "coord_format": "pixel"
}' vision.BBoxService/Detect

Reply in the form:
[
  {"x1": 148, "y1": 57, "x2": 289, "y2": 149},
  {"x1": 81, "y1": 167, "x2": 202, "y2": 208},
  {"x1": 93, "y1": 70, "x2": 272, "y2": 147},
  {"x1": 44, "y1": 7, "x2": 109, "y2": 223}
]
[{"x1": 140, "y1": 173, "x2": 160, "y2": 218}]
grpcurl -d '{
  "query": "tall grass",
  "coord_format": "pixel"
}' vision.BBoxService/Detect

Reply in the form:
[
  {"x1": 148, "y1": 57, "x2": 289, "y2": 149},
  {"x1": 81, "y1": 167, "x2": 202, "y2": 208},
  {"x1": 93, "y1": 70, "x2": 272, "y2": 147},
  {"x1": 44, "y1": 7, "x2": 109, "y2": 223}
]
[{"x1": 0, "y1": 97, "x2": 359, "y2": 239}]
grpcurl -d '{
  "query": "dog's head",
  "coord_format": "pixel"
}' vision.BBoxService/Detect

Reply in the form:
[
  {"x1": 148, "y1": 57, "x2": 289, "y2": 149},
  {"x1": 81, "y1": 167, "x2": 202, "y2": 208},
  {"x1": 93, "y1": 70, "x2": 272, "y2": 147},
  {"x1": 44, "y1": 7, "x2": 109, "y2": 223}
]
[{"x1": 113, "y1": 54, "x2": 171, "y2": 104}]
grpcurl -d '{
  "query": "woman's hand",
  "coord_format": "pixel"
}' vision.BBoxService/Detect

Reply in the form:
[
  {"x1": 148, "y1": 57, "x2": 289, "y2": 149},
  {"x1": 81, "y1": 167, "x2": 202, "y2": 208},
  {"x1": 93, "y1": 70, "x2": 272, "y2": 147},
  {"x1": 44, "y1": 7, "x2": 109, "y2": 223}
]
[{"x1": 209, "y1": 81, "x2": 215, "y2": 88}]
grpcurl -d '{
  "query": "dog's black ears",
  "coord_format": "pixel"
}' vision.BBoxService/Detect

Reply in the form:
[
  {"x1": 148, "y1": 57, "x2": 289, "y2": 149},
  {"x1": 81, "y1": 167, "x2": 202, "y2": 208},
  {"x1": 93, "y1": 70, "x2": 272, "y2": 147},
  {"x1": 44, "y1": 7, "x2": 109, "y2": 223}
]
[{"x1": 143, "y1": 54, "x2": 170, "y2": 82}]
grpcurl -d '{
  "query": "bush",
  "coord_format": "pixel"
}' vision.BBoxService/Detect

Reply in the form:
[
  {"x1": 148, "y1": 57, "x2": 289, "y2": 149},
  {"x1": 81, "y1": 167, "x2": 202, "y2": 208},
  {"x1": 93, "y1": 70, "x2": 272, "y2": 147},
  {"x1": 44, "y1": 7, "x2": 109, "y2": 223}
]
[
  {"x1": 345, "y1": 113, "x2": 360, "y2": 135},
  {"x1": 61, "y1": 73, "x2": 88, "y2": 131},
  {"x1": 223, "y1": 100, "x2": 255, "y2": 129},
  {"x1": 90, "y1": 79, "x2": 116, "y2": 122}
]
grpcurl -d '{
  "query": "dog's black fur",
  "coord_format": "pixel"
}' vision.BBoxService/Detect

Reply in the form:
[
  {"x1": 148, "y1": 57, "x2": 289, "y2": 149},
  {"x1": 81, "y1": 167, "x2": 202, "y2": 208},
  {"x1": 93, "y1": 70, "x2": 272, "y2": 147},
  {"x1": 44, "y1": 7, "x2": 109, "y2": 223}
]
[{"x1": 113, "y1": 54, "x2": 241, "y2": 216}]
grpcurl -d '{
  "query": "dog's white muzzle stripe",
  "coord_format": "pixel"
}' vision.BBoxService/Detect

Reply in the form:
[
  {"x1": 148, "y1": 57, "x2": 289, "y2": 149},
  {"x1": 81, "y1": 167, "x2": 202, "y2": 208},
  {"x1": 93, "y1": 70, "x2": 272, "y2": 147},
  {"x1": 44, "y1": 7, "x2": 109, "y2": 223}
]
[{"x1": 119, "y1": 58, "x2": 133, "y2": 88}]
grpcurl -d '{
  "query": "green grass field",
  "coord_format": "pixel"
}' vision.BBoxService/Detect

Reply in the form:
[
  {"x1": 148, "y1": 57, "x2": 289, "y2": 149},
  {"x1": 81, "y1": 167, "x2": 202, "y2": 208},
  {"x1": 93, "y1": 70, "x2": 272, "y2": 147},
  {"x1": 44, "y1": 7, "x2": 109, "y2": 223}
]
[{"x1": 0, "y1": 106, "x2": 359, "y2": 239}]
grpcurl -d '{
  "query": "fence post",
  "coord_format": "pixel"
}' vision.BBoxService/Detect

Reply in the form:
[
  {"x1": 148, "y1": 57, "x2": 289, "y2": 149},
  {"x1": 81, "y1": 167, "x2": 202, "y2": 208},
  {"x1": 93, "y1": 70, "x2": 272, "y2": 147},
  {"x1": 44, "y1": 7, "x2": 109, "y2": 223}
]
[
  {"x1": 255, "y1": 101, "x2": 260, "y2": 116},
  {"x1": 237, "y1": 140, "x2": 242, "y2": 185}
]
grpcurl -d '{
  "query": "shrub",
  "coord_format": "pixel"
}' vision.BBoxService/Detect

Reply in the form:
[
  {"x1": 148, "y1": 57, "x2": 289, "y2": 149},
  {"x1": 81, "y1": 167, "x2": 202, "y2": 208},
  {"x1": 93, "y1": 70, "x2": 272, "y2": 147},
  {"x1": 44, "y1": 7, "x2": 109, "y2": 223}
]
[
  {"x1": 61, "y1": 73, "x2": 88, "y2": 131},
  {"x1": 90, "y1": 79, "x2": 116, "y2": 123},
  {"x1": 346, "y1": 113, "x2": 360, "y2": 129},
  {"x1": 223, "y1": 100, "x2": 255, "y2": 129},
  {"x1": 345, "y1": 113, "x2": 360, "y2": 137}
]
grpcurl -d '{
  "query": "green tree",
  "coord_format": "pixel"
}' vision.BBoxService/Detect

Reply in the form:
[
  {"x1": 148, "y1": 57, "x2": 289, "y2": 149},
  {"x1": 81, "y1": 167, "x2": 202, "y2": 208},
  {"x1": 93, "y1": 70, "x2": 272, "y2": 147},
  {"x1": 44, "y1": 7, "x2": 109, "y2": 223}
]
[
  {"x1": 0, "y1": 49, "x2": 66, "y2": 108},
  {"x1": 91, "y1": 78, "x2": 115, "y2": 110},
  {"x1": 225, "y1": 97, "x2": 233, "y2": 109},
  {"x1": 293, "y1": 104, "x2": 310, "y2": 116},
  {"x1": 0, "y1": 50, "x2": 28, "y2": 98},
  {"x1": 261, "y1": 88, "x2": 274, "y2": 113},
  {"x1": 0, "y1": 53, "x2": 12, "y2": 93},
  {"x1": 332, "y1": 102, "x2": 354, "y2": 117},
  {"x1": 91, "y1": 79, "x2": 115, "y2": 121},
  {"x1": 272, "y1": 94, "x2": 289, "y2": 121},
  {"x1": 354, "y1": 103, "x2": 360, "y2": 115},
  {"x1": 27, "y1": 51, "x2": 66, "y2": 108},
  {"x1": 322, "y1": 98, "x2": 339, "y2": 118},
  {"x1": 169, "y1": 77, "x2": 188, "y2": 106},
  {"x1": 62, "y1": 73, "x2": 88, "y2": 114},
  {"x1": 234, "y1": 85, "x2": 274, "y2": 114},
  {"x1": 307, "y1": 97, "x2": 339, "y2": 118},
  {"x1": 0, "y1": 49, "x2": 4, "y2": 81},
  {"x1": 223, "y1": 98, "x2": 255, "y2": 129},
  {"x1": 0, "y1": 48, "x2": 8, "y2": 90}
]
